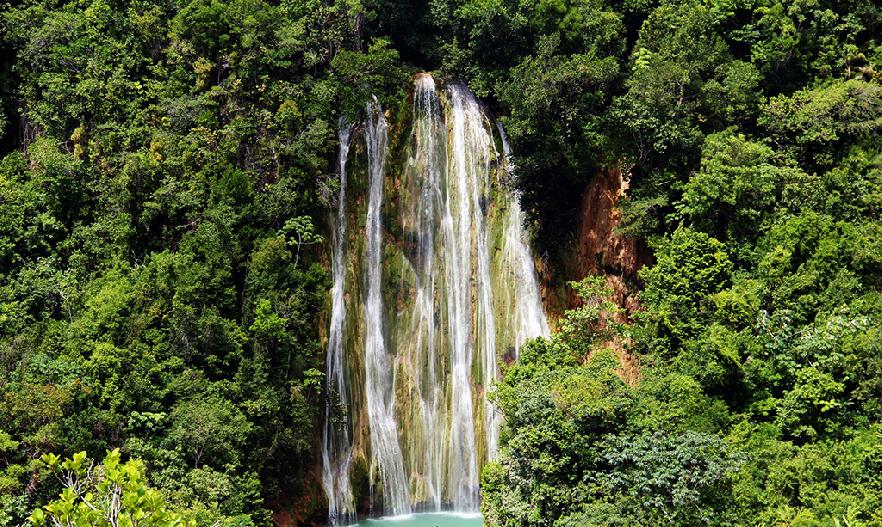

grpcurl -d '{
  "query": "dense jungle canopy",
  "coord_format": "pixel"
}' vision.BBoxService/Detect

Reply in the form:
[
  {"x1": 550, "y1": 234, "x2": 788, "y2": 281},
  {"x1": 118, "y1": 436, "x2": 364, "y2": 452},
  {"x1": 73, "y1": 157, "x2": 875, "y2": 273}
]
[{"x1": 0, "y1": 0, "x2": 881, "y2": 525}]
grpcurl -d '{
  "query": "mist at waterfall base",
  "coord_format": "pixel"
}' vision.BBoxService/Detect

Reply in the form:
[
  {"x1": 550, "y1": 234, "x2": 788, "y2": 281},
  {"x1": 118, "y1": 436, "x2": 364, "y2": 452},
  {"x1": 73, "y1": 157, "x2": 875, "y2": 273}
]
[{"x1": 321, "y1": 74, "x2": 548, "y2": 525}]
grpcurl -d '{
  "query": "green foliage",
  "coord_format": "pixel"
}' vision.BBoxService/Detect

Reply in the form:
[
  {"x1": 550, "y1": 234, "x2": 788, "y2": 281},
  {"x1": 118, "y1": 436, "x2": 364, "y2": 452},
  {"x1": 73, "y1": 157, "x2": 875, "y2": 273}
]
[
  {"x1": 31, "y1": 450, "x2": 197, "y2": 527},
  {"x1": 676, "y1": 130, "x2": 807, "y2": 258},
  {"x1": 168, "y1": 396, "x2": 252, "y2": 468},
  {"x1": 597, "y1": 431, "x2": 741, "y2": 525},
  {"x1": 482, "y1": 281, "x2": 740, "y2": 527},
  {"x1": 332, "y1": 38, "x2": 410, "y2": 114},
  {"x1": 760, "y1": 79, "x2": 882, "y2": 168},
  {"x1": 479, "y1": 1, "x2": 882, "y2": 523},
  {"x1": 638, "y1": 227, "x2": 733, "y2": 347}
]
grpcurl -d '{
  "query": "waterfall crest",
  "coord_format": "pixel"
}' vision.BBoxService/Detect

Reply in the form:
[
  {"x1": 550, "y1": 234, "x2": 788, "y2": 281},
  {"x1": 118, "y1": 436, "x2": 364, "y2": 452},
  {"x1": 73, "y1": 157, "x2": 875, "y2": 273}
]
[{"x1": 322, "y1": 76, "x2": 549, "y2": 524}]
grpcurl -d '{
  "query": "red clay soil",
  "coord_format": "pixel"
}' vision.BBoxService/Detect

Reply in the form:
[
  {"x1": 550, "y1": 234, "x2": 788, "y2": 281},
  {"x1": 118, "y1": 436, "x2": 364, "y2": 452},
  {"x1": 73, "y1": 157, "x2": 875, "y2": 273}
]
[
  {"x1": 555, "y1": 166, "x2": 653, "y2": 385},
  {"x1": 574, "y1": 167, "x2": 651, "y2": 314}
]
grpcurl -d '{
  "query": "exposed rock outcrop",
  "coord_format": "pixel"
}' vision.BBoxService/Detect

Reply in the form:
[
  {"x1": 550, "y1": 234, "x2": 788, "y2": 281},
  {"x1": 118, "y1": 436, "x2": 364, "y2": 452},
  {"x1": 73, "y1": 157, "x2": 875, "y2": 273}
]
[
  {"x1": 540, "y1": 165, "x2": 652, "y2": 385},
  {"x1": 574, "y1": 166, "x2": 651, "y2": 319}
]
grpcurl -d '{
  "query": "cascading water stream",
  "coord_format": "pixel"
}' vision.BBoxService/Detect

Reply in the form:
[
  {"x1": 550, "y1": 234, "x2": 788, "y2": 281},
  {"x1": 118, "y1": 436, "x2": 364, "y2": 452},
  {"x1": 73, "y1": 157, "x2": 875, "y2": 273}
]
[
  {"x1": 363, "y1": 100, "x2": 411, "y2": 516},
  {"x1": 409, "y1": 75, "x2": 445, "y2": 511},
  {"x1": 322, "y1": 76, "x2": 548, "y2": 524},
  {"x1": 496, "y1": 122, "x2": 550, "y2": 354},
  {"x1": 322, "y1": 119, "x2": 356, "y2": 526},
  {"x1": 486, "y1": 122, "x2": 552, "y2": 458},
  {"x1": 442, "y1": 84, "x2": 489, "y2": 510}
]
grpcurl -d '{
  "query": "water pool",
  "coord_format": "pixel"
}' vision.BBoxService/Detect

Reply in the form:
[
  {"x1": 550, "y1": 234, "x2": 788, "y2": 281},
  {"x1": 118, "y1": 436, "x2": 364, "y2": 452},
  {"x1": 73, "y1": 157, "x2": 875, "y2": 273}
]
[{"x1": 352, "y1": 512, "x2": 483, "y2": 527}]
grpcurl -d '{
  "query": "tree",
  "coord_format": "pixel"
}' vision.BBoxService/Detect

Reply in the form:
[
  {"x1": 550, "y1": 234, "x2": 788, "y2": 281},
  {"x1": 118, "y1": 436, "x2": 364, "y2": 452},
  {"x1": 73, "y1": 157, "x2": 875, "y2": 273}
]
[
  {"x1": 168, "y1": 396, "x2": 251, "y2": 468},
  {"x1": 638, "y1": 227, "x2": 733, "y2": 347},
  {"x1": 30, "y1": 450, "x2": 197, "y2": 527}
]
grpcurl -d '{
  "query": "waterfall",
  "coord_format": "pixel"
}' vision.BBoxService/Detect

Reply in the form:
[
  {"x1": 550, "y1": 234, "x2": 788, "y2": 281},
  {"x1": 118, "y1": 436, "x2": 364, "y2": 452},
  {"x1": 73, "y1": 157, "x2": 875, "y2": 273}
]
[
  {"x1": 496, "y1": 122, "x2": 550, "y2": 356},
  {"x1": 322, "y1": 76, "x2": 549, "y2": 524},
  {"x1": 322, "y1": 119, "x2": 355, "y2": 526}
]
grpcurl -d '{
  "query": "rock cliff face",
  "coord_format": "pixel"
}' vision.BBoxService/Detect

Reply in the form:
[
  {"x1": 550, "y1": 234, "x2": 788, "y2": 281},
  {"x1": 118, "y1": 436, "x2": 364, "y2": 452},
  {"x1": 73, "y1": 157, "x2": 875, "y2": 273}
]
[
  {"x1": 539, "y1": 166, "x2": 652, "y2": 385},
  {"x1": 543, "y1": 167, "x2": 651, "y2": 319},
  {"x1": 574, "y1": 166, "x2": 652, "y2": 320}
]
